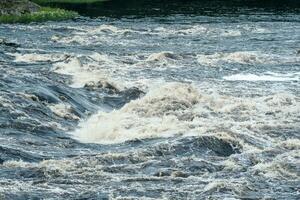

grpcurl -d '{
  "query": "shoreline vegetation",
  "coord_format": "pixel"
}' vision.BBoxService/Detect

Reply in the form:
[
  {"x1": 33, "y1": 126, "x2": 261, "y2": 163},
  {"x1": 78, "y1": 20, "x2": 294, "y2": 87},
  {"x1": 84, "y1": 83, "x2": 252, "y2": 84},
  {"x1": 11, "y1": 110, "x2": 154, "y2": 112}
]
[
  {"x1": 0, "y1": 0, "x2": 107, "y2": 24},
  {"x1": 0, "y1": 7, "x2": 78, "y2": 23},
  {"x1": 32, "y1": 0, "x2": 107, "y2": 4}
]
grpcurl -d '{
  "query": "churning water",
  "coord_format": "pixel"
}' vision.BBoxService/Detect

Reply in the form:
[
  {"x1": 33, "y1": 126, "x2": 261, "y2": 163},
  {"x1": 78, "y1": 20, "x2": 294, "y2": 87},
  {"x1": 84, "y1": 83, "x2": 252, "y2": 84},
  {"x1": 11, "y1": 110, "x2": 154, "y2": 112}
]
[{"x1": 0, "y1": 1, "x2": 300, "y2": 199}]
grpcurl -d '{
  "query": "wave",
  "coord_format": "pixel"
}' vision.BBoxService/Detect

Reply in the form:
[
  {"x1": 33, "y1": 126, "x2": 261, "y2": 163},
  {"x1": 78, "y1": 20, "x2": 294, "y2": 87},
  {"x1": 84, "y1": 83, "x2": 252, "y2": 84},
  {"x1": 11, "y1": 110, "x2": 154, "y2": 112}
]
[
  {"x1": 154, "y1": 25, "x2": 207, "y2": 36},
  {"x1": 7, "y1": 52, "x2": 68, "y2": 63},
  {"x1": 197, "y1": 51, "x2": 300, "y2": 66},
  {"x1": 52, "y1": 53, "x2": 120, "y2": 88},
  {"x1": 197, "y1": 51, "x2": 268, "y2": 66},
  {"x1": 153, "y1": 24, "x2": 269, "y2": 37},
  {"x1": 85, "y1": 25, "x2": 133, "y2": 35},
  {"x1": 72, "y1": 83, "x2": 198, "y2": 144},
  {"x1": 51, "y1": 25, "x2": 134, "y2": 45},
  {"x1": 146, "y1": 52, "x2": 180, "y2": 62},
  {"x1": 223, "y1": 72, "x2": 300, "y2": 82},
  {"x1": 72, "y1": 82, "x2": 300, "y2": 144},
  {"x1": 52, "y1": 24, "x2": 268, "y2": 46},
  {"x1": 48, "y1": 103, "x2": 80, "y2": 120}
]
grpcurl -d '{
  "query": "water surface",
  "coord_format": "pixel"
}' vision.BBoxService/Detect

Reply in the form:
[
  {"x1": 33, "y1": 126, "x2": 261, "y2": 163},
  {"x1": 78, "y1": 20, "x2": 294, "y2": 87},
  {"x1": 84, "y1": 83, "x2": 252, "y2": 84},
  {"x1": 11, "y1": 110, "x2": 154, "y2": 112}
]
[{"x1": 0, "y1": 1, "x2": 299, "y2": 199}]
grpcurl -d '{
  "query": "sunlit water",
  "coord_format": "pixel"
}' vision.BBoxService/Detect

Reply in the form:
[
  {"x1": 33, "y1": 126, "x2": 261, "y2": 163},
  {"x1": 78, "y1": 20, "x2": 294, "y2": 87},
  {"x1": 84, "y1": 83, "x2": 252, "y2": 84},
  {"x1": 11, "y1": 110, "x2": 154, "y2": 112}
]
[{"x1": 0, "y1": 1, "x2": 299, "y2": 199}]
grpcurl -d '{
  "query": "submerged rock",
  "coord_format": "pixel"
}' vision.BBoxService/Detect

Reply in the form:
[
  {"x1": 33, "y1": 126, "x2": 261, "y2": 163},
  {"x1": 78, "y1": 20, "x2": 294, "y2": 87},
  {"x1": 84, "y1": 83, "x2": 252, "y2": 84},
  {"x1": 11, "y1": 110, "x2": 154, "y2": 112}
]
[
  {"x1": 84, "y1": 81, "x2": 120, "y2": 94},
  {"x1": 103, "y1": 87, "x2": 145, "y2": 109},
  {"x1": 146, "y1": 52, "x2": 181, "y2": 62},
  {"x1": 171, "y1": 171, "x2": 189, "y2": 178},
  {"x1": 0, "y1": 0, "x2": 40, "y2": 16},
  {"x1": 0, "y1": 38, "x2": 20, "y2": 48}
]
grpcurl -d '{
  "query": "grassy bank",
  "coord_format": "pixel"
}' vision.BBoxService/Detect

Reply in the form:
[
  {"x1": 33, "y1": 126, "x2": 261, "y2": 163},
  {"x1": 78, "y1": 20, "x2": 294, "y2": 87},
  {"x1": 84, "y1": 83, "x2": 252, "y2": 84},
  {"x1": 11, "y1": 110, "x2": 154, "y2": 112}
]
[
  {"x1": 0, "y1": 0, "x2": 106, "y2": 24},
  {"x1": 0, "y1": 7, "x2": 78, "y2": 23},
  {"x1": 32, "y1": 0, "x2": 107, "y2": 4}
]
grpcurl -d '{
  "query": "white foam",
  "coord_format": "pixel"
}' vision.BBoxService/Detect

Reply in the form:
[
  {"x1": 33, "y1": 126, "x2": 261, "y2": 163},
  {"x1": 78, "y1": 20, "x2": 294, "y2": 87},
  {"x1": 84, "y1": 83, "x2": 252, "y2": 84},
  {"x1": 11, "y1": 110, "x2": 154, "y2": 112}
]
[
  {"x1": 197, "y1": 51, "x2": 300, "y2": 67},
  {"x1": 72, "y1": 83, "x2": 198, "y2": 144},
  {"x1": 220, "y1": 30, "x2": 242, "y2": 37},
  {"x1": 72, "y1": 82, "x2": 300, "y2": 144},
  {"x1": 242, "y1": 25, "x2": 271, "y2": 34},
  {"x1": 48, "y1": 103, "x2": 79, "y2": 120},
  {"x1": 224, "y1": 73, "x2": 299, "y2": 82},
  {"x1": 7, "y1": 52, "x2": 68, "y2": 63},
  {"x1": 52, "y1": 54, "x2": 118, "y2": 88},
  {"x1": 197, "y1": 51, "x2": 267, "y2": 66},
  {"x1": 51, "y1": 51, "x2": 177, "y2": 90},
  {"x1": 154, "y1": 25, "x2": 207, "y2": 36},
  {"x1": 146, "y1": 52, "x2": 179, "y2": 62},
  {"x1": 52, "y1": 24, "x2": 134, "y2": 45},
  {"x1": 0, "y1": 96, "x2": 14, "y2": 109},
  {"x1": 87, "y1": 24, "x2": 133, "y2": 35},
  {"x1": 251, "y1": 150, "x2": 300, "y2": 179}
]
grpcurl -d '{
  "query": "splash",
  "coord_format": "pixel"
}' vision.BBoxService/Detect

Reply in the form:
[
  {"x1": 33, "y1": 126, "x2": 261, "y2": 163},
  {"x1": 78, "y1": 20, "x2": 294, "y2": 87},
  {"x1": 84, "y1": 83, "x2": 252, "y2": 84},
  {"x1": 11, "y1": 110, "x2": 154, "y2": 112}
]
[
  {"x1": 52, "y1": 24, "x2": 134, "y2": 45},
  {"x1": 7, "y1": 52, "x2": 68, "y2": 63},
  {"x1": 224, "y1": 72, "x2": 300, "y2": 82},
  {"x1": 197, "y1": 51, "x2": 300, "y2": 66},
  {"x1": 48, "y1": 103, "x2": 79, "y2": 120},
  {"x1": 146, "y1": 52, "x2": 180, "y2": 62},
  {"x1": 52, "y1": 53, "x2": 119, "y2": 88},
  {"x1": 72, "y1": 83, "x2": 199, "y2": 143},
  {"x1": 72, "y1": 82, "x2": 300, "y2": 144},
  {"x1": 197, "y1": 51, "x2": 268, "y2": 66}
]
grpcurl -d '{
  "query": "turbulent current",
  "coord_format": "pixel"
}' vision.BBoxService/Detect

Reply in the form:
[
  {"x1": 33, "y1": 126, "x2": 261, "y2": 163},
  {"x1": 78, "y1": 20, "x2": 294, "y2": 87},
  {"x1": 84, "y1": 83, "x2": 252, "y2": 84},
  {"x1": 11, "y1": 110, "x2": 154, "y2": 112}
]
[{"x1": 0, "y1": 2, "x2": 300, "y2": 199}]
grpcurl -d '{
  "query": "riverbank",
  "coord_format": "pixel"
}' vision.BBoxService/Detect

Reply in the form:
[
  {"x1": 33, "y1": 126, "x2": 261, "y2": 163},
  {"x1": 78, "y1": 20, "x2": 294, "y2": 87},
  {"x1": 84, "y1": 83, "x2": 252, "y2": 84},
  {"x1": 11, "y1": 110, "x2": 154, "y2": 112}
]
[
  {"x1": 32, "y1": 0, "x2": 107, "y2": 4},
  {"x1": 0, "y1": 0, "x2": 79, "y2": 23},
  {"x1": 0, "y1": 7, "x2": 78, "y2": 23},
  {"x1": 0, "y1": 2, "x2": 299, "y2": 198}
]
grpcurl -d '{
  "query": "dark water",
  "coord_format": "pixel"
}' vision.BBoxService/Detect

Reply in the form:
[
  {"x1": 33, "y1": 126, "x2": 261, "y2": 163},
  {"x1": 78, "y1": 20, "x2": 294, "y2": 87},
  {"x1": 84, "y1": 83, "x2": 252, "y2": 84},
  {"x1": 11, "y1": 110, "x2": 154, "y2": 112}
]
[
  {"x1": 44, "y1": 0, "x2": 300, "y2": 17},
  {"x1": 0, "y1": 1, "x2": 300, "y2": 199}
]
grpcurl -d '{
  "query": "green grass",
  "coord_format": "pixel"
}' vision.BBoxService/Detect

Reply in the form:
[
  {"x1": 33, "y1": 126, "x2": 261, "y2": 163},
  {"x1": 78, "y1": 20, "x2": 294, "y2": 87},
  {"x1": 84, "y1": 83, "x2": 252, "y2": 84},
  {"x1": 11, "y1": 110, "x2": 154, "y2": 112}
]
[
  {"x1": 0, "y1": 7, "x2": 78, "y2": 23},
  {"x1": 32, "y1": 0, "x2": 108, "y2": 4}
]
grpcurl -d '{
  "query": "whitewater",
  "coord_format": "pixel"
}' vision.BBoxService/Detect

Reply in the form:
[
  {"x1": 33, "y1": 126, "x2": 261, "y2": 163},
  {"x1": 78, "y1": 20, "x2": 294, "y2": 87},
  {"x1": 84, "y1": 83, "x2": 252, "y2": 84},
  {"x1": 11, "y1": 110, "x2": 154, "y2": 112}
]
[{"x1": 0, "y1": 3, "x2": 299, "y2": 199}]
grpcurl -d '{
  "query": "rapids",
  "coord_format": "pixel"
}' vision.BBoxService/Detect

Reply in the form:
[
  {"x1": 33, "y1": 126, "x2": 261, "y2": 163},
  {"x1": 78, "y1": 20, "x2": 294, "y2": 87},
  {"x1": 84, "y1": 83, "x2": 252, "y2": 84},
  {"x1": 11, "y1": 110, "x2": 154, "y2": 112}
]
[{"x1": 0, "y1": 1, "x2": 299, "y2": 199}]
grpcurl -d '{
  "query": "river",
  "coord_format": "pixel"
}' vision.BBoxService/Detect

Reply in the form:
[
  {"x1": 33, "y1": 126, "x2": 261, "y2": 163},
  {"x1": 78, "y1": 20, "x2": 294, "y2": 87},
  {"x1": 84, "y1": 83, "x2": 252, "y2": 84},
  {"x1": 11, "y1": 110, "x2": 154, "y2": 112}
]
[{"x1": 0, "y1": 0, "x2": 299, "y2": 199}]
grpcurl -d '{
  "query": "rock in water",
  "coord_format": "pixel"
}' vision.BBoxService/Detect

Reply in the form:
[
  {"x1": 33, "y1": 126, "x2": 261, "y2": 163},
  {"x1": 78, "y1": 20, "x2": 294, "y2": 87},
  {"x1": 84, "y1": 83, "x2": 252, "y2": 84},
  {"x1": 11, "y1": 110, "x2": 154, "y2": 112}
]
[
  {"x1": 0, "y1": 0, "x2": 40, "y2": 16},
  {"x1": 0, "y1": 38, "x2": 20, "y2": 47}
]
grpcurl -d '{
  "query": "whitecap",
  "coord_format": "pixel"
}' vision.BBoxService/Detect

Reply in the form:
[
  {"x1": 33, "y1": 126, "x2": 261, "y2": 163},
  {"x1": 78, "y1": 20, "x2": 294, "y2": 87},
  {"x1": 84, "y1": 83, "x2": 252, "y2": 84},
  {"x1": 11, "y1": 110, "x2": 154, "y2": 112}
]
[
  {"x1": 154, "y1": 25, "x2": 207, "y2": 36},
  {"x1": 52, "y1": 24, "x2": 134, "y2": 45},
  {"x1": 146, "y1": 52, "x2": 179, "y2": 62},
  {"x1": 52, "y1": 54, "x2": 116, "y2": 88},
  {"x1": 197, "y1": 51, "x2": 267, "y2": 66},
  {"x1": 71, "y1": 82, "x2": 300, "y2": 144},
  {"x1": 197, "y1": 51, "x2": 299, "y2": 66},
  {"x1": 224, "y1": 73, "x2": 300, "y2": 82},
  {"x1": 72, "y1": 83, "x2": 199, "y2": 144},
  {"x1": 48, "y1": 103, "x2": 79, "y2": 120},
  {"x1": 7, "y1": 52, "x2": 68, "y2": 63}
]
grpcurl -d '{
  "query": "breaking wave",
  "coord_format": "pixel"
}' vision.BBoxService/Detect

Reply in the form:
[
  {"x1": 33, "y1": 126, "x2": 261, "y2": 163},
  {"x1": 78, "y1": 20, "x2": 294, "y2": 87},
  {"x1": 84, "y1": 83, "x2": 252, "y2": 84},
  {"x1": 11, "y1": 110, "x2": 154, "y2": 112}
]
[
  {"x1": 73, "y1": 82, "x2": 300, "y2": 145},
  {"x1": 197, "y1": 51, "x2": 299, "y2": 66},
  {"x1": 224, "y1": 72, "x2": 300, "y2": 82},
  {"x1": 1, "y1": 8, "x2": 300, "y2": 199}
]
